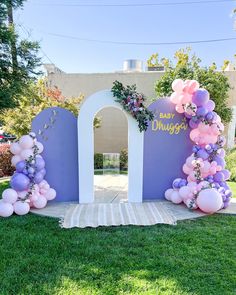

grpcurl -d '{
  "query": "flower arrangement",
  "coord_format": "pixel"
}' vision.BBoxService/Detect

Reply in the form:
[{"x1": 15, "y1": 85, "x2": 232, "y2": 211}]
[
  {"x1": 165, "y1": 79, "x2": 232, "y2": 214},
  {"x1": 111, "y1": 80, "x2": 154, "y2": 132}
]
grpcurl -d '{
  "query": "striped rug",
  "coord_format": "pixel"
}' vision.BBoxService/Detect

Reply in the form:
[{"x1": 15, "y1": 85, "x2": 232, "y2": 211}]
[{"x1": 60, "y1": 202, "x2": 176, "y2": 228}]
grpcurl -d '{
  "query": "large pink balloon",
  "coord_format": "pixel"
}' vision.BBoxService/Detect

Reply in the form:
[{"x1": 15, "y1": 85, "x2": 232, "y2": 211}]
[
  {"x1": 14, "y1": 201, "x2": 30, "y2": 215},
  {"x1": 172, "y1": 79, "x2": 184, "y2": 93},
  {"x1": 190, "y1": 129, "x2": 200, "y2": 142},
  {"x1": 2, "y1": 188, "x2": 18, "y2": 204},
  {"x1": 197, "y1": 188, "x2": 223, "y2": 213},
  {"x1": 10, "y1": 142, "x2": 22, "y2": 155},
  {"x1": 33, "y1": 195, "x2": 47, "y2": 209},
  {"x1": 19, "y1": 135, "x2": 34, "y2": 149},
  {"x1": 0, "y1": 201, "x2": 14, "y2": 217}
]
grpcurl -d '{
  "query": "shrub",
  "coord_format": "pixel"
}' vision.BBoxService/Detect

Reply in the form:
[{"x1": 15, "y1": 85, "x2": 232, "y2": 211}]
[
  {"x1": 0, "y1": 144, "x2": 14, "y2": 177},
  {"x1": 226, "y1": 148, "x2": 236, "y2": 182},
  {"x1": 120, "y1": 149, "x2": 128, "y2": 171},
  {"x1": 94, "y1": 153, "x2": 103, "y2": 169}
]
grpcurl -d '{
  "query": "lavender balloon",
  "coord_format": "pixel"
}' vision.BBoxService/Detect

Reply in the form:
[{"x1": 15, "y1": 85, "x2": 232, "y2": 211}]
[
  {"x1": 16, "y1": 161, "x2": 26, "y2": 173},
  {"x1": 35, "y1": 157, "x2": 45, "y2": 171},
  {"x1": 192, "y1": 89, "x2": 209, "y2": 106},
  {"x1": 213, "y1": 172, "x2": 225, "y2": 183},
  {"x1": 10, "y1": 173, "x2": 30, "y2": 191},
  {"x1": 197, "y1": 149, "x2": 209, "y2": 160},
  {"x1": 34, "y1": 172, "x2": 44, "y2": 184},
  {"x1": 196, "y1": 106, "x2": 208, "y2": 117}
]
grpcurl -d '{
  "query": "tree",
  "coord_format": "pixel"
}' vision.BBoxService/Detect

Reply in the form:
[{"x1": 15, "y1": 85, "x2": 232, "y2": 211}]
[
  {"x1": 0, "y1": 0, "x2": 41, "y2": 110},
  {"x1": 0, "y1": 81, "x2": 84, "y2": 137},
  {"x1": 154, "y1": 48, "x2": 232, "y2": 123}
]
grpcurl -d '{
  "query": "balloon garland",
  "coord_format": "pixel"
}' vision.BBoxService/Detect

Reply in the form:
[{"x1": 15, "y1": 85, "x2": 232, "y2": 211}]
[
  {"x1": 0, "y1": 133, "x2": 56, "y2": 217},
  {"x1": 165, "y1": 79, "x2": 232, "y2": 213}
]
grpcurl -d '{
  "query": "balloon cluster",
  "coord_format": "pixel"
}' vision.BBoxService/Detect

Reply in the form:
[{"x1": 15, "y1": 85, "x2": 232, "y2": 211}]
[
  {"x1": 165, "y1": 79, "x2": 232, "y2": 214},
  {"x1": 0, "y1": 133, "x2": 56, "y2": 217}
]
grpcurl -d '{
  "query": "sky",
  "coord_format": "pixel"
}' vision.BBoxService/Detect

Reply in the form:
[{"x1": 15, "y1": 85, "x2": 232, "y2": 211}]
[{"x1": 14, "y1": 0, "x2": 236, "y2": 73}]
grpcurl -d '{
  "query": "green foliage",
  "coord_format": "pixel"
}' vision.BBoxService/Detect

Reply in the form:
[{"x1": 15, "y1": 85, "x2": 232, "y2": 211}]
[
  {"x1": 155, "y1": 48, "x2": 232, "y2": 123},
  {"x1": 0, "y1": 0, "x2": 41, "y2": 110},
  {"x1": 0, "y1": 80, "x2": 84, "y2": 138},
  {"x1": 0, "y1": 144, "x2": 14, "y2": 177},
  {"x1": 120, "y1": 148, "x2": 128, "y2": 171},
  {"x1": 94, "y1": 153, "x2": 103, "y2": 169},
  {"x1": 226, "y1": 148, "x2": 236, "y2": 181},
  {"x1": 111, "y1": 80, "x2": 154, "y2": 132}
]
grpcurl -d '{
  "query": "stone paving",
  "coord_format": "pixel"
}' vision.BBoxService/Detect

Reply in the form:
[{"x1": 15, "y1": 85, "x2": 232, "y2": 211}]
[{"x1": 30, "y1": 175, "x2": 236, "y2": 222}]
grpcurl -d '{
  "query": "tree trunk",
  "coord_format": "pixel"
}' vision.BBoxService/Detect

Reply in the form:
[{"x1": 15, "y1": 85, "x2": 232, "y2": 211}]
[{"x1": 7, "y1": 0, "x2": 18, "y2": 72}]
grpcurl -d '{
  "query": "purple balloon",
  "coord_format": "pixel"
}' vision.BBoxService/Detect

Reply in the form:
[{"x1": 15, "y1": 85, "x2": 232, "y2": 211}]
[
  {"x1": 225, "y1": 190, "x2": 232, "y2": 198},
  {"x1": 184, "y1": 113, "x2": 192, "y2": 119},
  {"x1": 35, "y1": 157, "x2": 45, "y2": 171},
  {"x1": 172, "y1": 178, "x2": 182, "y2": 189},
  {"x1": 16, "y1": 161, "x2": 26, "y2": 173},
  {"x1": 221, "y1": 169, "x2": 230, "y2": 181},
  {"x1": 196, "y1": 106, "x2": 208, "y2": 117},
  {"x1": 205, "y1": 100, "x2": 215, "y2": 112},
  {"x1": 214, "y1": 172, "x2": 225, "y2": 183},
  {"x1": 34, "y1": 172, "x2": 44, "y2": 184},
  {"x1": 192, "y1": 89, "x2": 209, "y2": 106},
  {"x1": 189, "y1": 119, "x2": 199, "y2": 129},
  {"x1": 179, "y1": 179, "x2": 187, "y2": 188},
  {"x1": 205, "y1": 111, "x2": 214, "y2": 122},
  {"x1": 197, "y1": 149, "x2": 209, "y2": 160},
  {"x1": 213, "y1": 155, "x2": 226, "y2": 168},
  {"x1": 40, "y1": 168, "x2": 46, "y2": 177},
  {"x1": 10, "y1": 173, "x2": 30, "y2": 191}
]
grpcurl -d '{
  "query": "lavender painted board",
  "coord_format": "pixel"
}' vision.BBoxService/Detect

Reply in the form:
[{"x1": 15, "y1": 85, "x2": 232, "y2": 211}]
[
  {"x1": 143, "y1": 98, "x2": 192, "y2": 200},
  {"x1": 32, "y1": 107, "x2": 79, "y2": 202}
]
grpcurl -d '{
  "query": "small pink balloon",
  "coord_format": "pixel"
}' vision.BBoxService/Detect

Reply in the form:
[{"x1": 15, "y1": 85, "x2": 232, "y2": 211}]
[
  {"x1": 38, "y1": 180, "x2": 48, "y2": 189},
  {"x1": 45, "y1": 188, "x2": 56, "y2": 201},
  {"x1": 33, "y1": 195, "x2": 47, "y2": 209},
  {"x1": 183, "y1": 164, "x2": 191, "y2": 174},
  {"x1": 186, "y1": 155, "x2": 195, "y2": 167},
  {"x1": 19, "y1": 135, "x2": 34, "y2": 149},
  {"x1": 10, "y1": 142, "x2": 22, "y2": 155},
  {"x1": 14, "y1": 201, "x2": 30, "y2": 215},
  {"x1": 188, "y1": 80, "x2": 200, "y2": 94},
  {"x1": 30, "y1": 192, "x2": 39, "y2": 202},
  {"x1": 2, "y1": 188, "x2": 18, "y2": 204},
  {"x1": 197, "y1": 188, "x2": 222, "y2": 213},
  {"x1": 179, "y1": 186, "x2": 191, "y2": 199},
  {"x1": 35, "y1": 141, "x2": 44, "y2": 154},
  {"x1": 175, "y1": 104, "x2": 185, "y2": 113},
  {"x1": 190, "y1": 129, "x2": 200, "y2": 143},
  {"x1": 18, "y1": 191, "x2": 28, "y2": 200},
  {"x1": 20, "y1": 148, "x2": 34, "y2": 160},
  {"x1": 0, "y1": 201, "x2": 14, "y2": 217},
  {"x1": 172, "y1": 79, "x2": 184, "y2": 93},
  {"x1": 11, "y1": 155, "x2": 22, "y2": 167},
  {"x1": 170, "y1": 191, "x2": 182, "y2": 204},
  {"x1": 180, "y1": 93, "x2": 192, "y2": 104},
  {"x1": 170, "y1": 92, "x2": 181, "y2": 104},
  {"x1": 165, "y1": 188, "x2": 174, "y2": 201}
]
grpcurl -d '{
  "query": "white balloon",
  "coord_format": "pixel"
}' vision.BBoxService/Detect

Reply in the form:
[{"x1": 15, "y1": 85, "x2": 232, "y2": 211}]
[
  {"x1": 2, "y1": 188, "x2": 18, "y2": 204},
  {"x1": 19, "y1": 135, "x2": 34, "y2": 149},
  {"x1": 0, "y1": 200, "x2": 14, "y2": 217},
  {"x1": 35, "y1": 141, "x2": 44, "y2": 154},
  {"x1": 170, "y1": 191, "x2": 182, "y2": 204},
  {"x1": 10, "y1": 142, "x2": 22, "y2": 155},
  {"x1": 11, "y1": 155, "x2": 22, "y2": 167},
  {"x1": 20, "y1": 148, "x2": 34, "y2": 160},
  {"x1": 14, "y1": 201, "x2": 30, "y2": 215},
  {"x1": 165, "y1": 189, "x2": 174, "y2": 201}
]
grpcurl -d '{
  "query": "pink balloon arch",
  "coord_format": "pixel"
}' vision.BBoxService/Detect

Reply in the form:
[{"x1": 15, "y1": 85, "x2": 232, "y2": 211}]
[{"x1": 165, "y1": 79, "x2": 232, "y2": 213}]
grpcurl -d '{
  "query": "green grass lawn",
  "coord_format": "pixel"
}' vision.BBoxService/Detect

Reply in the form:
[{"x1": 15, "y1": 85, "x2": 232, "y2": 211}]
[{"x1": 0, "y1": 181, "x2": 236, "y2": 294}]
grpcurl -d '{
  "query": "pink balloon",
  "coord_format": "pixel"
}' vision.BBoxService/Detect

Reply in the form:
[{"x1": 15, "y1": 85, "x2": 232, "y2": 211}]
[
  {"x1": 2, "y1": 188, "x2": 18, "y2": 204},
  {"x1": 197, "y1": 188, "x2": 223, "y2": 213},
  {"x1": 170, "y1": 191, "x2": 182, "y2": 204},
  {"x1": 186, "y1": 155, "x2": 195, "y2": 167},
  {"x1": 172, "y1": 79, "x2": 184, "y2": 93},
  {"x1": 0, "y1": 201, "x2": 14, "y2": 217},
  {"x1": 175, "y1": 104, "x2": 185, "y2": 113},
  {"x1": 35, "y1": 141, "x2": 44, "y2": 154},
  {"x1": 180, "y1": 93, "x2": 192, "y2": 104},
  {"x1": 19, "y1": 135, "x2": 34, "y2": 149},
  {"x1": 33, "y1": 195, "x2": 47, "y2": 209},
  {"x1": 190, "y1": 129, "x2": 200, "y2": 142},
  {"x1": 30, "y1": 192, "x2": 39, "y2": 202},
  {"x1": 188, "y1": 80, "x2": 200, "y2": 94},
  {"x1": 198, "y1": 123, "x2": 209, "y2": 133},
  {"x1": 10, "y1": 142, "x2": 22, "y2": 155},
  {"x1": 44, "y1": 188, "x2": 57, "y2": 201},
  {"x1": 20, "y1": 148, "x2": 34, "y2": 160},
  {"x1": 170, "y1": 92, "x2": 181, "y2": 104},
  {"x1": 183, "y1": 164, "x2": 191, "y2": 174},
  {"x1": 201, "y1": 161, "x2": 211, "y2": 173},
  {"x1": 165, "y1": 188, "x2": 174, "y2": 201},
  {"x1": 18, "y1": 191, "x2": 28, "y2": 200},
  {"x1": 179, "y1": 186, "x2": 191, "y2": 199},
  {"x1": 11, "y1": 155, "x2": 22, "y2": 167},
  {"x1": 14, "y1": 201, "x2": 30, "y2": 216},
  {"x1": 209, "y1": 167, "x2": 217, "y2": 175}
]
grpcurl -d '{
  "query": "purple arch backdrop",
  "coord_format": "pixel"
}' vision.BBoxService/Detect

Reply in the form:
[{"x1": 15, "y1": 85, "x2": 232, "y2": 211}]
[
  {"x1": 143, "y1": 98, "x2": 192, "y2": 200},
  {"x1": 32, "y1": 107, "x2": 79, "y2": 202}
]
